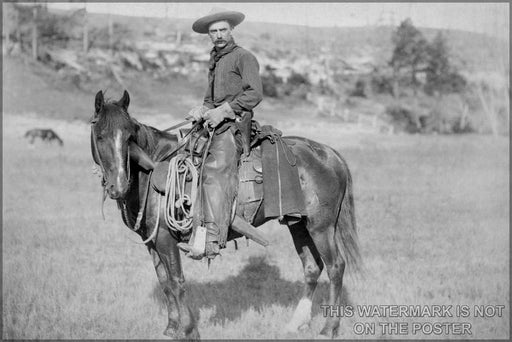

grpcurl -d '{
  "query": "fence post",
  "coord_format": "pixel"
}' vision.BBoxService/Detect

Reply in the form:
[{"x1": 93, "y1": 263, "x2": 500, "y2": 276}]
[
  {"x1": 108, "y1": 12, "x2": 114, "y2": 54},
  {"x1": 476, "y1": 83, "x2": 499, "y2": 135},
  {"x1": 83, "y1": 5, "x2": 88, "y2": 53},
  {"x1": 31, "y1": 6, "x2": 38, "y2": 60}
]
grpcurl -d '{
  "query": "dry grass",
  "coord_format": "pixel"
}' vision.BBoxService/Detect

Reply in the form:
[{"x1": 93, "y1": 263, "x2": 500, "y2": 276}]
[{"x1": 2, "y1": 113, "x2": 509, "y2": 339}]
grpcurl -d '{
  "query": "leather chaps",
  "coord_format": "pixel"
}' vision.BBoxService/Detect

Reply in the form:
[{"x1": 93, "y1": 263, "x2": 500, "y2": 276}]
[{"x1": 194, "y1": 126, "x2": 242, "y2": 247}]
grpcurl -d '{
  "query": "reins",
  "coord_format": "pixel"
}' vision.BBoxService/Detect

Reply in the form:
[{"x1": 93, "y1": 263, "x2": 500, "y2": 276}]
[
  {"x1": 162, "y1": 116, "x2": 193, "y2": 132},
  {"x1": 91, "y1": 120, "x2": 109, "y2": 220}
]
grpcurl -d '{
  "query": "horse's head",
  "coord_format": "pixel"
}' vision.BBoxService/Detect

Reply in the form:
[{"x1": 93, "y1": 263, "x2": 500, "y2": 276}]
[{"x1": 90, "y1": 90, "x2": 139, "y2": 199}]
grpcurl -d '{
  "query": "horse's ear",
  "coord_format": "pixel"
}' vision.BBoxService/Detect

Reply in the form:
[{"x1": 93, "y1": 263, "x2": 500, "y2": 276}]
[
  {"x1": 119, "y1": 90, "x2": 130, "y2": 111},
  {"x1": 95, "y1": 90, "x2": 104, "y2": 114}
]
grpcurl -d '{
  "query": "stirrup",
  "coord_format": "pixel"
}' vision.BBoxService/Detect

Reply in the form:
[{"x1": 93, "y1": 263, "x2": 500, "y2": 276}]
[
  {"x1": 177, "y1": 225, "x2": 220, "y2": 260},
  {"x1": 178, "y1": 225, "x2": 207, "y2": 255},
  {"x1": 177, "y1": 242, "x2": 205, "y2": 259},
  {"x1": 177, "y1": 241, "x2": 220, "y2": 260}
]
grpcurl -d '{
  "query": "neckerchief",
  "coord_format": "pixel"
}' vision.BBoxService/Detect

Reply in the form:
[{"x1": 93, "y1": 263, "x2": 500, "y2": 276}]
[{"x1": 208, "y1": 39, "x2": 239, "y2": 96}]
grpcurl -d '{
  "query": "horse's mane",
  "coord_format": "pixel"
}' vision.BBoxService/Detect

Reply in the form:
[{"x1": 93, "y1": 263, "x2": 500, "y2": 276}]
[
  {"x1": 98, "y1": 99, "x2": 178, "y2": 157},
  {"x1": 133, "y1": 119, "x2": 159, "y2": 152}
]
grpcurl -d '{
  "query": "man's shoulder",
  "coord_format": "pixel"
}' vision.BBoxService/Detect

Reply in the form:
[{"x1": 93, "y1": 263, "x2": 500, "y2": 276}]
[
  {"x1": 231, "y1": 45, "x2": 254, "y2": 56},
  {"x1": 233, "y1": 46, "x2": 258, "y2": 61}
]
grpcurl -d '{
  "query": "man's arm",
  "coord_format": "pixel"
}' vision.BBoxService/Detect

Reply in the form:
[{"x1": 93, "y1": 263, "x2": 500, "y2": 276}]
[
  {"x1": 188, "y1": 76, "x2": 214, "y2": 121},
  {"x1": 202, "y1": 78, "x2": 215, "y2": 109},
  {"x1": 229, "y1": 52, "x2": 263, "y2": 114}
]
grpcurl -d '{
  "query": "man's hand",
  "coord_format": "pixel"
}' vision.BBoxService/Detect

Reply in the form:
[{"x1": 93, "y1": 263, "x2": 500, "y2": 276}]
[
  {"x1": 204, "y1": 102, "x2": 235, "y2": 128},
  {"x1": 188, "y1": 105, "x2": 209, "y2": 122}
]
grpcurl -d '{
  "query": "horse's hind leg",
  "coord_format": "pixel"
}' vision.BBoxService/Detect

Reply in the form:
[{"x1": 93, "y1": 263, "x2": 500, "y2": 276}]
[
  {"x1": 285, "y1": 220, "x2": 324, "y2": 333},
  {"x1": 310, "y1": 225, "x2": 346, "y2": 338}
]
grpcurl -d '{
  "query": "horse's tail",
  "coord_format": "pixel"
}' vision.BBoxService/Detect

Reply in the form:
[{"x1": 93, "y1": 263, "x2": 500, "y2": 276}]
[{"x1": 334, "y1": 153, "x2": 362, "y2": 275}]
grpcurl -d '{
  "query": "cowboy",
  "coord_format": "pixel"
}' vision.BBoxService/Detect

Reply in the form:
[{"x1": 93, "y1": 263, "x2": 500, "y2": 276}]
[{"x1": 177, "y1": 8, "x2": 263, "y2": 260}]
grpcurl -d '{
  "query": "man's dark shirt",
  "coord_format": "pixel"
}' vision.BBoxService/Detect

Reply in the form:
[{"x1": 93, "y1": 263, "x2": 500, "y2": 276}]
[{"x1": 203, "y1": 46, "x2": 263, "y2": 115}]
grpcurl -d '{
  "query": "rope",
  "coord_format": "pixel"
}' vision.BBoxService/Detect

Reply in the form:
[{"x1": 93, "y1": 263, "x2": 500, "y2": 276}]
[
  {"x1": 128, "y1": 194, "x2": 162, "y2": 245},
  {"x1": 162, "y1": 126, "x2": 214, "y2": 232},
  {"x1": 163, "y1": 154, "x2": 199, "y2": 232}
]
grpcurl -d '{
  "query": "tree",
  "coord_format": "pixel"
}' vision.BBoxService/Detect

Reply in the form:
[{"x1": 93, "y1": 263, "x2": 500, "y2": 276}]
[
  {"x1": 424, "y1": 32, "x2": 466, "y2": 95},
  {"x1": 3, "y1": 3, "x2": 21, "y2": 55},
  {"x1": 261, "y1": 66, "x2": 282, "y2": 98},
  {"x1": 390, "y1": 19, "x2": 429, "y2": 95}
]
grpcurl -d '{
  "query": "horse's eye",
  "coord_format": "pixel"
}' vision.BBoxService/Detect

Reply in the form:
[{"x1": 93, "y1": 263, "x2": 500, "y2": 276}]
[{"x1": 96, "y1": 135, "x2": 103, "y2": 141}]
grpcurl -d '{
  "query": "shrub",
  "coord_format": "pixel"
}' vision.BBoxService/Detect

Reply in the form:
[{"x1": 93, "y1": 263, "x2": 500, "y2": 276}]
[
  {"x1": 261, "y1": 66, "x2": 282, "y2": 98},
  {"x1": 385, "y1": 104, "x2": 421, "y2": 133},
  {"x1": 452, "y1": 116, "x2": 474, "y2": 134},
  {"x1": 261, "y1": 74, "x2": 278, "y2": 97},
  {"x1": 287, "y1": 71, "x2": 310, "y2": 87},
  {"x1": 371, "y1": 71, "x2": 394, "y2": 96},
  {"x1": 350, "y1": 79, "x2": 367, "y2": 97}
]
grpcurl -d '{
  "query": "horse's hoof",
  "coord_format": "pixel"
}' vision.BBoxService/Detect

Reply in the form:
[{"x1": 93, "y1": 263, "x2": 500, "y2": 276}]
[
  {"x1": 163, "y1": 322, "x2": 180, "y2": 338},
  {"x1": 185, "y1": 328, "x2": 201, "y2": 341},
  {"x1": 315, "y1": 333, "x2": 331, "y2": 339},
  {"x1": 285, "y1": 325, "x2": 298, "y2": 334},
  {"x1": 164, "y1": 324, "x2": 200, "y2": 341},
  {"x1": 318, "y1": 326, "x2": 338, "y2": 339},
  {"x1": 285, "y1": 321, "x2": 310, "y2": 334},
  {"x1": 163, "y1": 328, "x2": 177, "y2": 338}
]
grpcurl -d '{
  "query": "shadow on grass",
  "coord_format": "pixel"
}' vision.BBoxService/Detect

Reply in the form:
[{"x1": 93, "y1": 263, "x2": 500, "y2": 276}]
[{"x1": 152, "y1": 256, "x2": 353, "y2": 324}]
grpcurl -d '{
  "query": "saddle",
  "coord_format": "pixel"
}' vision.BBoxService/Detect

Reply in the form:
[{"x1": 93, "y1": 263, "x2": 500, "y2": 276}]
[{"x1": 151, "y1": 120, "x2": 307, "y2": 226}]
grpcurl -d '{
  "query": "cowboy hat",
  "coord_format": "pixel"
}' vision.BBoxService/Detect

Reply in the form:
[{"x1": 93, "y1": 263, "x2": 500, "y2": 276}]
[{"x1": 192, "y1": 7, "x2": 245, "y2": 34}]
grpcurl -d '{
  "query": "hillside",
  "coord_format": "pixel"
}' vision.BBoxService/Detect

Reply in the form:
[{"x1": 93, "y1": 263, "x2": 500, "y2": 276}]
[
  {"x1": 84, "y1": 12, "x2": 507, "y2": 73},
  {"x1": 2, "y1": 7, "x2": 509, "y2": 134}
]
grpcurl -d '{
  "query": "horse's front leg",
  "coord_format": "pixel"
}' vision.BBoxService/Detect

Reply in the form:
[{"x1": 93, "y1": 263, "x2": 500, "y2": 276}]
[{"x1": 148, "y1": 230, "x2": 199, "y2": 340}]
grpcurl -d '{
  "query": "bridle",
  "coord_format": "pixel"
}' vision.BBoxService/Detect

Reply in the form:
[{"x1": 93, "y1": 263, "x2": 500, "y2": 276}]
[{"x1": 90, "y1": 117, "x2": 110, "y2": 219}]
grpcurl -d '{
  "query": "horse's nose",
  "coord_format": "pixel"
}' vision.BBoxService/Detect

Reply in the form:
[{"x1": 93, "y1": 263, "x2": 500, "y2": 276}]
[{"x1": 107, "y1": 183, "x2": 121, "y2": 199}]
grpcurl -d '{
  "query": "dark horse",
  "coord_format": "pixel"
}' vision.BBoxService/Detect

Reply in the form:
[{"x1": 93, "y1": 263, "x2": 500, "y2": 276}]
[
  {"x1": 90, "y1": 90, "x2": 361, "y2": 339},
  {"x1": 25, "y1": 128, "x2": 64, "y2": 146}
]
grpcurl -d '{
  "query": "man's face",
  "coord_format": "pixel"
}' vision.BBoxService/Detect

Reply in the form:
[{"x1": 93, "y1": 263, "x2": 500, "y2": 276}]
[{"x1": 208, "y1": 20, "x2": 232, "y2": 49}]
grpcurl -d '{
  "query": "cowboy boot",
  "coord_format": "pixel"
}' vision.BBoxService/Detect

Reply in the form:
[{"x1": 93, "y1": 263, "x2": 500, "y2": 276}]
[{"x1": 177, "y1": 224, "x2": 220, "y2": 260}]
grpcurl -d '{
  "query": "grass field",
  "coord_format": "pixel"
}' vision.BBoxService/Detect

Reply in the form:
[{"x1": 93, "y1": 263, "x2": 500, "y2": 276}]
[{"x1": 2, "y1": 111, "x2": 509, "y2": 339}]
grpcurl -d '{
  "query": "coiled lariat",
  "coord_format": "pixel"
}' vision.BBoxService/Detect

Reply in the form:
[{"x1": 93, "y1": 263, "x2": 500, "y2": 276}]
[{"x1": 163, "y1": 154, "x2": 199, "y2": 232}]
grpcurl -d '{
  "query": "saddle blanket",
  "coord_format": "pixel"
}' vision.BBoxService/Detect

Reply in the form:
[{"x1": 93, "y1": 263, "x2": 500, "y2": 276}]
[{"x1": 260, "y1": 135, "x2": 306, "y2": 221}]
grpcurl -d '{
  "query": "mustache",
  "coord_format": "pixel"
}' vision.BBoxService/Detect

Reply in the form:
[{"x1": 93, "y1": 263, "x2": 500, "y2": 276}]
[{"x1": 214, "y1": 39, "x2": 227, "y2": 44}]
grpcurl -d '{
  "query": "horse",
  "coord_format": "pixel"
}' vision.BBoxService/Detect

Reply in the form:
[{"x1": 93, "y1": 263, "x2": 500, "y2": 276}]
[
  {"x1": 90, "y1": 90, "x2": 361, "y2": 339},
  {"x1": 25, "y1": 128, "x2": 64, "y2": 146}
]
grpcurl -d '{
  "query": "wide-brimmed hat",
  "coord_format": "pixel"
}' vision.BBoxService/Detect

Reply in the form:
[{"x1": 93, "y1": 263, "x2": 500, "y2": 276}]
[{"x1": 192, "y1": 7, "x2": 245, "y2": 34}]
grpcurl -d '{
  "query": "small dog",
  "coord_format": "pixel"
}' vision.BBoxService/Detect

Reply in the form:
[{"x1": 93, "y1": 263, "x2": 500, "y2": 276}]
[{"x1": 24, "y1": 128, "x2": 64, "y2": 146}]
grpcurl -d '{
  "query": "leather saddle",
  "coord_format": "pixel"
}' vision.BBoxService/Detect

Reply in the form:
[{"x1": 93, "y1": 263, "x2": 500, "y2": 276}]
[
  {"x1": 151, "y1": 141, "x2": 264, "y2": 225},
  {"x1": 151, "y1": 120, "x2": 306, "y2": 226}
]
